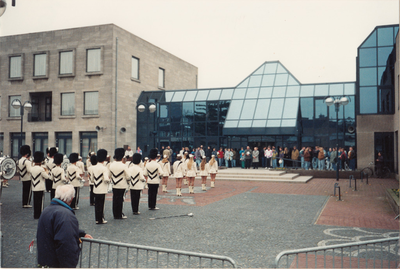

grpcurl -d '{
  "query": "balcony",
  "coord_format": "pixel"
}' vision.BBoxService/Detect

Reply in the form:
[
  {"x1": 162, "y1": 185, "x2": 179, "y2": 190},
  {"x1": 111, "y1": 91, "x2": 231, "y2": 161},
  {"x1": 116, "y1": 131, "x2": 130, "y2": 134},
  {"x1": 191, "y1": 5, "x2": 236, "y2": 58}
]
[{"x1": 27, "y1": 113, "x2": 51, "y2": 122}]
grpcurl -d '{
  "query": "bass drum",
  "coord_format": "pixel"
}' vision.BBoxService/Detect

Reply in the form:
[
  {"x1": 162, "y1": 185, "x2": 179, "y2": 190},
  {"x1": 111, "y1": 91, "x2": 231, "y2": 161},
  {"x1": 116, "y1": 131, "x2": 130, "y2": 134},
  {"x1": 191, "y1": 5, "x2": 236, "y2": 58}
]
[{"x1": 0, "y1": 157, "x2": 17, "y2": 180}]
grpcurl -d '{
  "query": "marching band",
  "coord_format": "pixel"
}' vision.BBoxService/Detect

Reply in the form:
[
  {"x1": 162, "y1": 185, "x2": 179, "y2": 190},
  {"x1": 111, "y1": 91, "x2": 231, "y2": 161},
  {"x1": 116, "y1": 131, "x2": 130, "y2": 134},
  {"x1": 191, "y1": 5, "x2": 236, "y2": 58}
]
[{"x1": 9, "y1": 145, "x2": 219, "y2": 222}]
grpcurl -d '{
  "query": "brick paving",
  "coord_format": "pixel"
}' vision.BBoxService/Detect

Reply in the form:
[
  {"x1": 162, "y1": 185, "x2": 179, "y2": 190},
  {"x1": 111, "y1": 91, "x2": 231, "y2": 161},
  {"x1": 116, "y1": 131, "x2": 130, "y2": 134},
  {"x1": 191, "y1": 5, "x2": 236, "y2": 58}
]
[{"x1": 1, "y1": 174, "x2": 398, "y2": 268}]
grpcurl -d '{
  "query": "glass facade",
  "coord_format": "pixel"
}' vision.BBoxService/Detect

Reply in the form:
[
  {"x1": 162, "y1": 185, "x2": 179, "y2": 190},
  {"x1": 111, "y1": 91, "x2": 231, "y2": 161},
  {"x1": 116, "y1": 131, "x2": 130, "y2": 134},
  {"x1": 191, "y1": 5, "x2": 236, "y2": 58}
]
[
  {"x1": 357, "y1": 25, "x2": 398, "y2": 114},
  {"x1": 137, "y1": 61, "x2": 356, "y2": 156}
]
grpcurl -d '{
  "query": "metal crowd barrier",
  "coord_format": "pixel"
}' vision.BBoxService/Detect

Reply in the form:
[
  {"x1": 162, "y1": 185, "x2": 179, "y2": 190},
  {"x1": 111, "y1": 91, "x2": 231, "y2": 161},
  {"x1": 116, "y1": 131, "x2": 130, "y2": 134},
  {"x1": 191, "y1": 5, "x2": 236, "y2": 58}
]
[
  {"x1": 79, "y1": 238, "x2": 237, "y2": 268},
  {"x1": 275, "y1": 237, "x2": 399, "y2": 268}
]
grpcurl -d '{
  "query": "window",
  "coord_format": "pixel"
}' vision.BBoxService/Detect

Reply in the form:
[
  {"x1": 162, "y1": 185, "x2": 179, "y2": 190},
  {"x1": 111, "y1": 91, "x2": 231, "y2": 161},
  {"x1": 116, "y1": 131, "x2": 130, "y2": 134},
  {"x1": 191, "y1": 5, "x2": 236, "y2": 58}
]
[
  {"x1": 0, "y1": 96, "x2": 1, "y2": 118},
  {"x1": 80, "y1": 132, "x2": 98, "y2": 163},
  {"x1": 34, "y1": 53, "x2": 47, "y2": 77},
  {"x1": 61, "y1": 93, "x2": 75, "y2": 116},
  {"x1": 86, "y1": 48, "x2": 101, "y2": 73},
  {"x1": 84, "y1": 92, "x2": 99, "y2": 115},
  {"x1": 56, "y1": 132, "x2": 72, "y2": 156},
  {"x1": 131, "y1": 56, "x2": 139, "y2": 80},
  {"x1": 9, "y1": 55, "x2": 23, "y2": 79},
  {"x1": 9, "y1": 96, "x2": 21, "y2": 117},
  {"x1": 158, "y1": 68, "x2": 165, "y2": 88},
  {"x1": 59, "y1": 50, "x2": 74, "y2": 75}
]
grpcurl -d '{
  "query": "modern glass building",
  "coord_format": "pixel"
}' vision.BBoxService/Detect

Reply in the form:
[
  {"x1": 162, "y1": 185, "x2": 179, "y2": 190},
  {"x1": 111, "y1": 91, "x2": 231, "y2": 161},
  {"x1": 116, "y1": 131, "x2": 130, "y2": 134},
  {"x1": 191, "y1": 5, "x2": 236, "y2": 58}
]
[{"x1": 137, "y1": 61, "x2": 356, "y2": 156}]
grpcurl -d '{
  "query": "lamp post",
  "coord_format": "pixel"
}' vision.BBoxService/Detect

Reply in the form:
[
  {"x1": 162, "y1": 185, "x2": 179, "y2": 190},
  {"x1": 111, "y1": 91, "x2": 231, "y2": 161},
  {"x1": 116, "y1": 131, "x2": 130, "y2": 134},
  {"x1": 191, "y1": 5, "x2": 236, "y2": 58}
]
[
  {"x1": 12, "y1": 99, "x2": 32, "y2": 158},
  {"x1": 325, "y1": 96, "x2": 349, "y2": 181},
  {"x1": 137, "y1": 103, "x2": 157, "y2": 149}
]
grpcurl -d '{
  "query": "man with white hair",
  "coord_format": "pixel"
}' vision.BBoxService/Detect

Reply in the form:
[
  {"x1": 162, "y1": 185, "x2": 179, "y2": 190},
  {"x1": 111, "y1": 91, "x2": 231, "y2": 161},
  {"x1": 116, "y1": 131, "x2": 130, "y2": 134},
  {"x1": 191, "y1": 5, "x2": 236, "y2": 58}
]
[{"x1": 37, "y1": 184, "x2": 93, "y2": 268}]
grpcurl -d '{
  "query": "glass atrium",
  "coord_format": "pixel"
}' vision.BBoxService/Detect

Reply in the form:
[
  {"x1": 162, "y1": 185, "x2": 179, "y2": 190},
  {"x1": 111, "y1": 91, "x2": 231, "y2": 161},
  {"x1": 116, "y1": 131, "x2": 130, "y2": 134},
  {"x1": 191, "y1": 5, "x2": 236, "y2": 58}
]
[{"x1": 137, "y1": 61, "x2": 355, "y2": 155}]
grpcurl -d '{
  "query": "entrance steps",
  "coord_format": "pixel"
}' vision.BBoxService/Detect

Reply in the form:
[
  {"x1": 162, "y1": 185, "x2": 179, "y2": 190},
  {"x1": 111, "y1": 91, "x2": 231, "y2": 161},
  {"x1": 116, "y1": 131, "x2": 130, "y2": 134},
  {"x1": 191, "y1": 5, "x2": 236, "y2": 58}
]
[{"x1": 214, "y1": 168, "x2": 313, "y2": 183}]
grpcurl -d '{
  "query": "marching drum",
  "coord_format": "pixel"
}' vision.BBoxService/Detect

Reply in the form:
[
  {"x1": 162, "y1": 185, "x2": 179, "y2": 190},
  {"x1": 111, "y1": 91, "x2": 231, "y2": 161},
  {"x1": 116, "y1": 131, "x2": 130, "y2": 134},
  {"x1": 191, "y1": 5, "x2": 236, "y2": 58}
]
[{"x1": 0, "y1": 157, "x2": 17, "y2": 180}]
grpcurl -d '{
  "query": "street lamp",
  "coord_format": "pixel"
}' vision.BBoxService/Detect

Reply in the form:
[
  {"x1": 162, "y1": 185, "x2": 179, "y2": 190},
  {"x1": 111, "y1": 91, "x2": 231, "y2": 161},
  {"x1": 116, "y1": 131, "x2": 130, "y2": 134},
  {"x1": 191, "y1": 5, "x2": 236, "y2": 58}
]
[
  {"x1": 325, "y1": 96, "x2": 349, "y2": 181},
  {"x1": 137, "y1": 103, "x2": 157, "y2": 149},
  {"x1": 12, "y1": 99, "x2": 32, "y2": 158}
]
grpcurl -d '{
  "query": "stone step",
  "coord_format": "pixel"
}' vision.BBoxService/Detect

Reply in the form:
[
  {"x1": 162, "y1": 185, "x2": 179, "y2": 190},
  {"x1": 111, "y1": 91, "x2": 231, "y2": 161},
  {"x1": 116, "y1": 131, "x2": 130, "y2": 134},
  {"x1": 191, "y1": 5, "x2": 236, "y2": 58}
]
[{"x1": 215, "y1": 173, "x2": 300, "y2": 180}]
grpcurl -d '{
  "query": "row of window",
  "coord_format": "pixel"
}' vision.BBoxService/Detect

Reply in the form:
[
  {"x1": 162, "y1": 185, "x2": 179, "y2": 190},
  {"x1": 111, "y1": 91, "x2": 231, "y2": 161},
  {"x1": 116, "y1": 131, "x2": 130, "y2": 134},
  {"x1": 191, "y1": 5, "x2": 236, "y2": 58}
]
[
  {"x1": 7, "y1": 49, "x2": 166, "y2": 88},
  {"x1": 2, "y1": 92, "x2": 99, "y2": 118}
]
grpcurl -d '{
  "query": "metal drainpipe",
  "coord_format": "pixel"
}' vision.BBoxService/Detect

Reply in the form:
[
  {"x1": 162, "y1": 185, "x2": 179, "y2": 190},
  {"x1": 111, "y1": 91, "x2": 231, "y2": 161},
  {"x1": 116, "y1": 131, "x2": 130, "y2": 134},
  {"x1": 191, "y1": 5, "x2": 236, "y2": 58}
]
[{"x1": 115, "y1": 37, "x2": 118, "y2": 149}]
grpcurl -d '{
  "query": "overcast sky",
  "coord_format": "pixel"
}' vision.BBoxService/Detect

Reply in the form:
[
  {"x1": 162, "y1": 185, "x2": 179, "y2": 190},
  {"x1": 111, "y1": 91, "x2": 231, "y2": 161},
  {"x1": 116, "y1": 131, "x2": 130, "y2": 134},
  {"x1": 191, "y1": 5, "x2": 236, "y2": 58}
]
[{"x1": 0, "y1": 0, "x2": 398, "y2": 88}]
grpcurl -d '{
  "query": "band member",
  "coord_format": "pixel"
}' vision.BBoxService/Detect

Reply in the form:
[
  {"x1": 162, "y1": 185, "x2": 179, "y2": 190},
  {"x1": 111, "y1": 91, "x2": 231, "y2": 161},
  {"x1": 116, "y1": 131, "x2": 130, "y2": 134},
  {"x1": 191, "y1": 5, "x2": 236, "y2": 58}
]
[
  {"x1": 109, "y1": 148, "x2": 130, "y2": 219},
  {"x1": 18, "y1": 145, "x2": 32, "y2": 207},
  {"x1": 160, "y1": 155, "x2": 171, "y2": 192},
  {"x1": 66, "y1": 153, "x2": 82, "y2": 210},
  {"x1": 45, "y1": 147, "x2": 58, "y2": 192},
  {"x1": 87, "y1": 154, "x2": 97, "y2": 206},
  {"x1": 50, "y1": 153, "x2": 67, "y2": 200},
  {"x1": 142, "y1": 157, "x2": 149, "y2": 189},
  {"x1": 86, "y1": 152, "x2": 95, "y2": 170},
  {"x1": 76, "y1": 156, "x2": 85, "y2": 177},
  {"x1": 208, "y1": 155, "x2": 218, "y2": 188},
  {"x1": 199, "y1": 156, "x2": 209, "y2": 191},
  {"x1": 186, "y1": 154, "x2": 197, "y2": 194},
  {"x1": 128, "y1": 153, "x2": 146, "y2": 214},
  {"x1": 143, "y1": 149, "x2": 162, "y2": 210},
  {"x1": 173, "y1": 154, "x2": 184, "y2": 196},
  {"x1": 91, "y1": 149, "x2": 110, "y2": 224},
  {"x1": 31, "y1": 151, "x2": 51, "y2": 219}
]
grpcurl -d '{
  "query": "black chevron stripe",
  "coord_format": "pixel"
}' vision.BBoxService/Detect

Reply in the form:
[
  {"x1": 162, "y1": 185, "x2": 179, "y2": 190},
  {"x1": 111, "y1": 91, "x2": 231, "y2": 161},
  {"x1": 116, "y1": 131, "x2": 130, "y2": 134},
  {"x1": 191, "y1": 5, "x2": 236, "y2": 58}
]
[
  {"x1": 20, "y1": 166, "x2": 26, "y2": 173},
  {"x1": 20, "y1": 170, "x2": 27, "y2": 178},
  {"x1": 131, "y1": 179, "x2": 139, "y2": 187},
  {"x1": 32, "y1": 180, "x2": 40, "y2": 188},
  {"x1": 112, "y1": 178, "x2": 123, "y2": 185},
  {"x1": 69, "y1": 171, "x2": 76, "y2": 177},
  {"x1": 111, "y1": 171, "x2": 124, "y2": 178},
  {"x1": 147, "y1": 169, "x2": 157, "y2": 176},
  {"x1": 53, "y1": 174, "x2": 62, "y2": 183},
  {"x1": 94, "y1": 180, "x2": 103, "y2": 188},
  {"x1": 148, "y1": 174, "x2": 157, "y2": 180},
  {"x1": 94, "y1": 173, "x2": 103, "y2": 181},
  {"x1": 131, "y1": 173, "x2": 139, "y2": 181},
  {"x1": 31, "y1": 174, "x2": 40, "y2": 181}
]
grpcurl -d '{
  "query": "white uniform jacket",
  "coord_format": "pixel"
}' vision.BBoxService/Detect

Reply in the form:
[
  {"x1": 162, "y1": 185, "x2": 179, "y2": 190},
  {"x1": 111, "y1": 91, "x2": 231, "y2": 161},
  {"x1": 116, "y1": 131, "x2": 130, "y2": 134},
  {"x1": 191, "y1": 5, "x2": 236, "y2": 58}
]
[
  {"x1": 183, "y1": 158, "x2": 190, "y2": 176},
  {"x1": 143, "y1": 160, "x2": 162, "y2": 185},
  {"x1": 91, "y1": 163, "x2": 110, "y2": 194},
  {"x1": 160, "y1": 161, "x2": 171, "y2": 177},
  {"x1": 199, "y1": 163, "x2": 210, "y2": 177},
  {"x1": 208, "y1": 160, "x2": 218, "y2": 174},
  {"x1": 125, "y1": 161, "x2": 134, "y2": 169},
  {"x1": 186, "y1": 162, "x2": 197, "y2": 177},
  {"x1": 45, "y1": 158, "x2": 56, "y2": 172},
  {"x1": 76, "y1": 161, "x2": 85, "y2": 175},
  {"x1": 31, "y1": 165, "x2": 50, "y2": 191},
  {"x1": 17, "y1": 157, "x2": 32, "y2": 181},
  {"x1": 87, "y1": 165, "x2": 94, "y2": 186},
  {"x1": 172, "y1": 161, "x2": 184, "y2": 178},
  {"x1": 109, "y1": 161, "x2": 130, "y2": 189},
  {"x1": 128, "y1": 164, "x2": 145, "y2": 190},
  {"x1": 66, "y1": 164, "x2": 83, "y2": 187},
  {"x1": 51, "y1": 166, "x2": 67, "y2": 189}
]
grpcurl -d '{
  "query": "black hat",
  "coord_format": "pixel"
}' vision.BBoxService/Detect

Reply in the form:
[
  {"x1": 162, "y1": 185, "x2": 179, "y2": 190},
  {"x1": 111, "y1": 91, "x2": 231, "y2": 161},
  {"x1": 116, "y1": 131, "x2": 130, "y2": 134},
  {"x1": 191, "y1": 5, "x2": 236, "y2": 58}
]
[
  {"x1": 90, "y1": 155, "x2": 98, "y2": 166},
  {"x1": 149, "y1": 148, "x2": 158, "y2": 159},
  {"x1": 53, "y1": 153, "x2": 64, "y2": 165},
  {"x1": 49, "y1": 147, "x2": 58, "y2": 157},
  {"x1": 46, "y1": 147, "x2": 50, "y2": 154},
  {"x1": 114, "y1": 148, "x2": 125, "y2": 160},
  {"x1": 69, "y1": 153, "x2": 79, "y2": 164},
  {"x1": 33, "y1": 151, "x2": 44, "y2": 164},
  {"x1": 20, "y1": 145, "x2": 31, "y2": 157},
  {"x1": 97, "y1": 149, "x2": 108, "y2": 162},
  {"x1": 132, "y1": 153, "x2": 142, "y2": 164}
]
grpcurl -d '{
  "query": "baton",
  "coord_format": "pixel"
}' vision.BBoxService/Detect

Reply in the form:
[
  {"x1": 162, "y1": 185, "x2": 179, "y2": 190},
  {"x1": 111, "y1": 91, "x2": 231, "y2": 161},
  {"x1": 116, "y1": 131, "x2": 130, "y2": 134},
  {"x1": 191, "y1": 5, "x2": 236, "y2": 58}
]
[{"x1": 149, "y1": 213, "x2": 194, "y2": 220}]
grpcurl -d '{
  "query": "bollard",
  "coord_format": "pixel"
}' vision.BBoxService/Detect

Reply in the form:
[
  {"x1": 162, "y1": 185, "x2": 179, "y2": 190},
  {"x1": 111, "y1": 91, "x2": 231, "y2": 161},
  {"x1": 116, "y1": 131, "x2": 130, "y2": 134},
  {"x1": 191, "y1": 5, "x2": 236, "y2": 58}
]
[
  {"x1": 334, "y1": 183, "x2": 342, "y2": 201},
  {"x1": 349, "y1": 175, "x2": 357, "y2": 191}
]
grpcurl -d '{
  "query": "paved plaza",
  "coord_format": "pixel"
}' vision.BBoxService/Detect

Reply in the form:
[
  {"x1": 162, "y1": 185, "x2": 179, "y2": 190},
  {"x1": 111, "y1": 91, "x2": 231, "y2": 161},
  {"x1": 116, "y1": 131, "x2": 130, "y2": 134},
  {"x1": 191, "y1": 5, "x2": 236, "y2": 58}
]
[{"x1": 1, "y1": 171, "x2": 398, "y2": 268}]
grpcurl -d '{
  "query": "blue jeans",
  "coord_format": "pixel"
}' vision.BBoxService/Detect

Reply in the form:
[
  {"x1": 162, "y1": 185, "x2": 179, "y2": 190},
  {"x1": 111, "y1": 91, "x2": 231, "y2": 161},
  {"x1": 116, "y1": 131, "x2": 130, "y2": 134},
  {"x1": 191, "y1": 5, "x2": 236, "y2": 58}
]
[
  {"x1": 312, "y1": 158, "x2": 318, "y2": 169},
  {"x1": 301, "y1": 157, "x2": 304, "y2": 169},
  {"x1": 279, "y1": 159, "x2": 284, "y2": 168},
  {"x1": 304, "y1": 161, "x2": 310, "y2": 170},
  {"x1": 196, "y1": 159, "x2": 201, "y2": 168},
  {"x1": 232, "y1": 159, "x2": 236, "y2": 167},
  {"x1": 225, "y1": 159, "x2": 229, "y2": 167},
  {"x1": 272, "y1": 159, "x2": 277, "y2": 168},
  {"x1": 218, "y1": 158, "x2": 223, "y2": 166},
  {"x1": 318, "y1": 159, "x2": 324, "y2": 170}
]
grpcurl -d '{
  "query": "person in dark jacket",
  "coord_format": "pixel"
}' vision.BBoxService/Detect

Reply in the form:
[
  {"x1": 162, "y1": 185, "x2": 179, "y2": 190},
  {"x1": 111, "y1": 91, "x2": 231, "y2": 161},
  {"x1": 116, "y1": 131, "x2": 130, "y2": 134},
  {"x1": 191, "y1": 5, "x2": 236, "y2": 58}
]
[{"x1": 37, "y1": 184, "x2": 92, "y2": 268}]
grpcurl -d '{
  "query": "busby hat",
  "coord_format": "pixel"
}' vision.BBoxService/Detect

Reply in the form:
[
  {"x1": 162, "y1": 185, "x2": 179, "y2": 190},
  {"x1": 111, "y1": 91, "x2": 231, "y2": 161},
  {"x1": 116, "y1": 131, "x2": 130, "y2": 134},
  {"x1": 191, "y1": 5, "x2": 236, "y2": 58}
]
[
  {"x1": 53, "y1": 153, "x2": 64, "y2": 165},
  {"x1": 97, "y1": 149, "x2": 108, "y2": 162},
  {"x1": 114, "y1": 148, "x2": 125, "y2": 160},
  {"x1": 49, "y1": 147, "x2": 58, "y2": 157},
  {"x1": 20, "y1": 145, "x2": 31, "y2": 157},
  {"x1": 132, "y1": 153, "x2": 142, "y2": 165},
  {"x1": 33, "y1": 151, "x2": 44, "y2": 164},
  {"x1": 69, "y1": 153, "x2": 79, "y2": 164},
  {"x1": 46, "y1": 147, "x2": 50, "y2": 154},
  {"x1": 90, "y1": 155, "x2": 98, "y2": 166},
  {"x1": 149, "y1": 148, "x2": 158, "y2": 159}
]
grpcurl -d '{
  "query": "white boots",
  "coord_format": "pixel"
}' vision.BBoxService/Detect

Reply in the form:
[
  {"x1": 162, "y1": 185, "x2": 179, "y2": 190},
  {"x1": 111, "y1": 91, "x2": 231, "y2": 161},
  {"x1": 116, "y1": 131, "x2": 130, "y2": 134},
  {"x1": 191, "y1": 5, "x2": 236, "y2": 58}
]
[
  {"x1": 183, "y1": 178, "x2": 188, "y2": 185},
  {"x1": 211, "y1": 181, "x2": 215, "y2": 188},
  {"x1": 176, "y1": 188, "x2": 181, "y2": 196},
  {"x1": 202, "y1": 184, "x2": 206, "y2": 191},
  {"x1": 162, "y1": 185, "x2": 168, "y2": 192},
  {"x1": 188, "y1": 186, "x2": 194, "y2": 194}
]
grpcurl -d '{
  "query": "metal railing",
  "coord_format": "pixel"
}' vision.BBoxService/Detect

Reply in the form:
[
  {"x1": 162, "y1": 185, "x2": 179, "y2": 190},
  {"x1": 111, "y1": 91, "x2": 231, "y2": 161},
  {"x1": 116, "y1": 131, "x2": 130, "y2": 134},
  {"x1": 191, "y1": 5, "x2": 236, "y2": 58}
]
[
  {"x1": 79, "y1": 238, "x2": 237, "y2": 268},
  {"x1": 275, "y1": 237, "x2": 399, "y2": 268}
]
